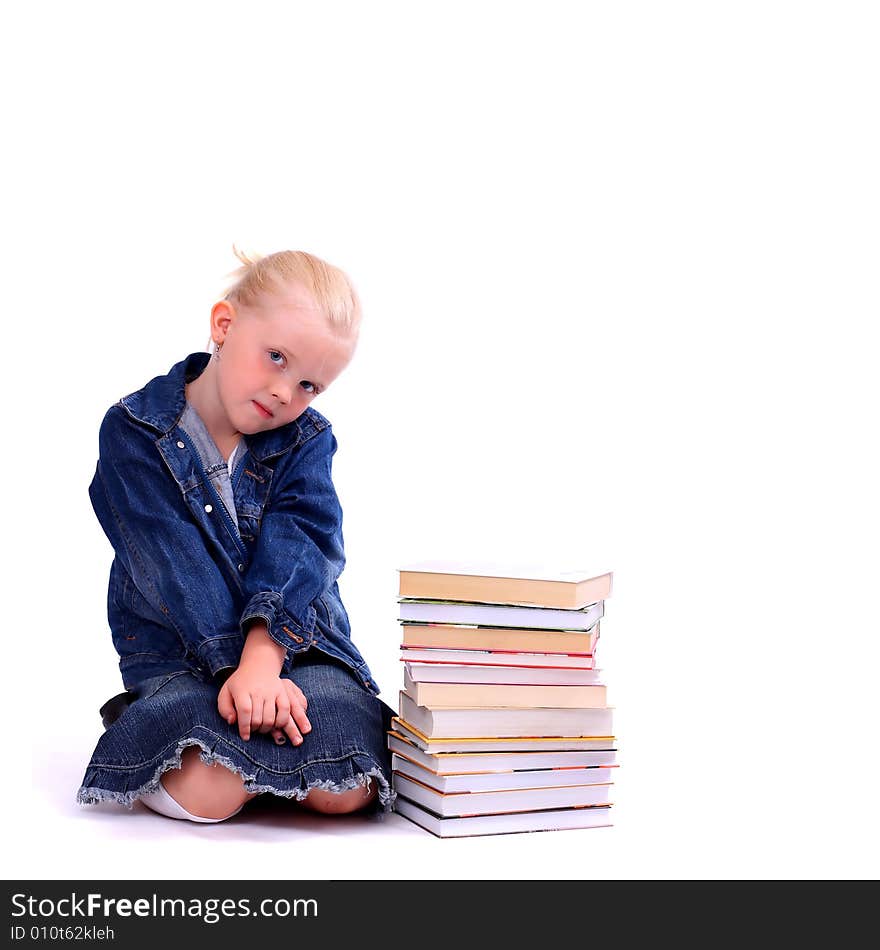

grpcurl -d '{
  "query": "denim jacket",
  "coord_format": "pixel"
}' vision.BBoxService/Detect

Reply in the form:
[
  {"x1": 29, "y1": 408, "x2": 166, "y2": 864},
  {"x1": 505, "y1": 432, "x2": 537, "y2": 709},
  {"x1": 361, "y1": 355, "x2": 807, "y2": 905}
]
[{"x1": 89, "y1": 351, "x2": 379, "y2": 697}]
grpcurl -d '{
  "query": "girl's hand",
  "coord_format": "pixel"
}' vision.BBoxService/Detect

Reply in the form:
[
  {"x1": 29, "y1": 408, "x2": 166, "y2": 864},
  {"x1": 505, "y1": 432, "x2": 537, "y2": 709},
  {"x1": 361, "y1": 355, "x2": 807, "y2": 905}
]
[{"x1": 217, "y1": 665, "x2": 311, "y2": 745}]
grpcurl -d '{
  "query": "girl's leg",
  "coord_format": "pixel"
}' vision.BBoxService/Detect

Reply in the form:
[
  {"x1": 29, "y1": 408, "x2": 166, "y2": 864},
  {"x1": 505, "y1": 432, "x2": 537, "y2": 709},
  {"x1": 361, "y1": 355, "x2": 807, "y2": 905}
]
[
  {"x1": 139, "y1": 778, "x2": 245, "y2": 823},
  {"x1": 143, "y1": 760, "x2": 377, "y2": 819},
  {"x1": 297, "y1": 779, "x2": 378, "y2": 815},
  {"x1": 146, "y1": 746, "x2": 259, "y2": 821}
]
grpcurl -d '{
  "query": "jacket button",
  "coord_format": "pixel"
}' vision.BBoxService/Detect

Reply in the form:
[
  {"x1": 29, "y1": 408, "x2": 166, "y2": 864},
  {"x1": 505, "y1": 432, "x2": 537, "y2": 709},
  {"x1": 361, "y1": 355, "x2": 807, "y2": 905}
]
[
  {"x1": 176, "y1": 441, "x2": 185, "y2": 449},
  {"x1": 237, "y1": 563, "x2": 245, "y2": 572},
  {"x1": 204, "y1": 504, "x2": 213, "y2": 513}
]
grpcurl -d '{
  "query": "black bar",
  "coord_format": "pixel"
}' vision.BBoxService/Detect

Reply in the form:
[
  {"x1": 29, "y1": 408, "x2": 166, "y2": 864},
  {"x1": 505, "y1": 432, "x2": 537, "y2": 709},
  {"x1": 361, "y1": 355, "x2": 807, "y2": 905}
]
[{"x1": 2, "y1": 881, "x2": 873, "y2": 944}]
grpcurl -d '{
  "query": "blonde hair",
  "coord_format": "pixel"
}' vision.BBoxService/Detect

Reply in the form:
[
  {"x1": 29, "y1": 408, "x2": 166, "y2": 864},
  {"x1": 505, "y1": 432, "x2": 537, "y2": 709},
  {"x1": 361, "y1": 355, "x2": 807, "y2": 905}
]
[{"x1": 207, "y1": 246, "x2": 362, "y2": 351}]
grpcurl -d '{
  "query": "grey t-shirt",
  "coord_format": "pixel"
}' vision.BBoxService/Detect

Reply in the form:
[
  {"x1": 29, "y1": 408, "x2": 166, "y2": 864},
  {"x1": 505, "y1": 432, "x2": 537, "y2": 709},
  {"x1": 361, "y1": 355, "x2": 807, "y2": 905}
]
[{"x1": 178, "y1": 401, "x2": 242, "y2": 534}]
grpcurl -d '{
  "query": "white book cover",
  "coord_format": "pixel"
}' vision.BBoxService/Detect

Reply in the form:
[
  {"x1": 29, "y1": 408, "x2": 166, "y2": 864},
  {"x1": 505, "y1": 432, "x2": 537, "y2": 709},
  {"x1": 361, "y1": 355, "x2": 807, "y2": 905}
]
[
  {"x1": 398, "y1": 599, "x2": 604, "y2": 631},
  {"x1": 392, "y1": 753, "x2": 616, "y2": 793},
  {"x1": 392, "y1": 772, "x2": 612, "y2": 816},
  {"x1": 387, "y1": 730, "x2": 618, "y2": 772},
  {"x1": 393, "y1": 797, "x2": 613, "y2": 837},
  {"x1": 404, "y1": 661, "x2": 604, "y2": 686}
]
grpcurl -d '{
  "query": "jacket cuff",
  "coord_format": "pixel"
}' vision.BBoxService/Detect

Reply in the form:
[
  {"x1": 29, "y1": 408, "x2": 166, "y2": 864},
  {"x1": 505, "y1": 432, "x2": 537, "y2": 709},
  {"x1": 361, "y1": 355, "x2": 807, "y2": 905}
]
[
  {"x1": 240, "y1": 592, "x2": 317, "y2": 673},
  {"x1": 212, "y1": 666, "x2": 236, "y2": 687},
  {"x1": 198, "y1": 634, "x2": 245, "y2": 678}
]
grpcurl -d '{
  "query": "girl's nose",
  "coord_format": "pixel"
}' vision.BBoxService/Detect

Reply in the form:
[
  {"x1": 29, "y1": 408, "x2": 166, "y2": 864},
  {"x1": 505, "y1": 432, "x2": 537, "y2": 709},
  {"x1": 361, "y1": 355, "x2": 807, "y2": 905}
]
[{"x1": 273, "y1": 382, "x2": 293, "y2": 405}]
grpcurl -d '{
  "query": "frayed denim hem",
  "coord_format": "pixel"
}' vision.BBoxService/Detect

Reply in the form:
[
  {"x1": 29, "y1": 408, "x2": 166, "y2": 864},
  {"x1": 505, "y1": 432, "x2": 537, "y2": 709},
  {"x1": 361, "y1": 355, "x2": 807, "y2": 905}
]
[{"x1": 76, "y1": 732, "x2": 396, "y2": 818}]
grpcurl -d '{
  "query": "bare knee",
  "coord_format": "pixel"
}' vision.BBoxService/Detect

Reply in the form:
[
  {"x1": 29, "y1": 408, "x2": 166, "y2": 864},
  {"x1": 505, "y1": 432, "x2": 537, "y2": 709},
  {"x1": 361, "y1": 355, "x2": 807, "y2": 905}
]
[
  {"x1": 300, "y1": 780, "x2": 378, "y2": 815},
  {"x1": 161, "y1": 746, "x2": 258, "y2": 820}
]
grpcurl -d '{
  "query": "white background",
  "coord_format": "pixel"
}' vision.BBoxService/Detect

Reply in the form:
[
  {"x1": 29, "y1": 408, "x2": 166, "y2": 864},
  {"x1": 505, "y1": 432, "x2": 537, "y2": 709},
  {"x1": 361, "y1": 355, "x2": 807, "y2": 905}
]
[{"x1": 3, "y1": 1, "x2": 878, "y2": 880}]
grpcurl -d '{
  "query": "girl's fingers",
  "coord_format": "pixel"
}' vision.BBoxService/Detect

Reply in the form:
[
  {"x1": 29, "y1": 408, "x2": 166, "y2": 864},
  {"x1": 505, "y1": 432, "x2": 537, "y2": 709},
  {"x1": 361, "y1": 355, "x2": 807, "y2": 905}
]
[
  {"x1": 291, "y1": 683, "x2": 308, "y2": 711},
  {"x1": 283, "y1": 718, "x2": 304, "y2": 746},
  {"x1": 236, "y1": 695, "x2": 252, "y2": 741},
  {"x1": 273, "y1": 697, "x2": 292, "y2": 731},
  {"x1": 289, "y1": 701, "x2": 311, "y2": 738},
  {"x1": 261, "y1": 697, "x2": 277, "y2": 734},
  {"x1": 256, "y1": 697, "x2": 294, "y2": 735},
  {"x1": 286, "y1": 681, "x2": 309, "y2": 717},
  {"x1": 272, "y1": 690, "x2": 294, "y2": 744},
  {"x1": 217, "y1": 683, "x2": 235, "y2": 722},
  {"x1": 252, "y1": 698, "x2": 265, "y2": 734}
]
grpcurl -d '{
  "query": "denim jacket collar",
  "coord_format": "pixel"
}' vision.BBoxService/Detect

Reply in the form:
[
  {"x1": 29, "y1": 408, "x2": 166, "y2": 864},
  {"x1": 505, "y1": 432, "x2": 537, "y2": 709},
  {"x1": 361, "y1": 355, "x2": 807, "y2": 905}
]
[{"x1": 117, "y1": 351, "x2": 321, "y2": 462}]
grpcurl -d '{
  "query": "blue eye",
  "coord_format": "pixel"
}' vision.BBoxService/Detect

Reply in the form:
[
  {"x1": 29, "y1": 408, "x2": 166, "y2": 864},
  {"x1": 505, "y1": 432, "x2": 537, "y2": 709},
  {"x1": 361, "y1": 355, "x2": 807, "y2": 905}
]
[
  {"x1": 268, "y1": 350, "x2": 284, "y2": 365},
  {"x1": 300, "y1": 381, "x2": 316, "y2": 394}
]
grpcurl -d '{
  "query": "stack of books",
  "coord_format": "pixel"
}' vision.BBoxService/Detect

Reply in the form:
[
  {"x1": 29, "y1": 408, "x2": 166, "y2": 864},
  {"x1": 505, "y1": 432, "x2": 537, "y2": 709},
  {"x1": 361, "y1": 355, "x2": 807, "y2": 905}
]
[{"x1": 388, "y1": 560, "x2": 616, "y2": 837}]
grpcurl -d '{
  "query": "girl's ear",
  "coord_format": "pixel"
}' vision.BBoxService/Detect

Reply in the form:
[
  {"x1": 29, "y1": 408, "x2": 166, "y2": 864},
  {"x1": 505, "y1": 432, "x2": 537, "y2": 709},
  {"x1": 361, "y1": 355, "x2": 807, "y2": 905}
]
[{"x1": 210, "y1": 299, "x2": 236, "y2": 344}]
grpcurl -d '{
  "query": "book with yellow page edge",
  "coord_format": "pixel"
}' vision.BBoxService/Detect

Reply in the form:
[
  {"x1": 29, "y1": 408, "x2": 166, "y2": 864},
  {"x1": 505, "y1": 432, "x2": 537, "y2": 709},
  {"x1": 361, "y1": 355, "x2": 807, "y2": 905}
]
[
  {"x1": 403, "y1": 667, "x2": 608, "y2": 708},
  {"x1": 390, "y1": 716, "x2": 616, "y2": 754},
  {"x1": 400, "y1": 622, "x2": 600, "y2": 654},
  {"x1": 391, "y1": 751, "x2": 617, "y2": 793},
  {"x1": 398, "y1": 691, "x2": 614, "y2": 738},
  {"x1": 393, "y1": 771, "x2": 613, "y2": 817},
  {"x1": 393, "y1": 797, "x2": 613, "y2": 838},
  {"x1": 398, "y1": 559, "x2": 613, "y2": 610},
  {"x1": 387, "y1": 727, "x2": 618, "y2": 771}
]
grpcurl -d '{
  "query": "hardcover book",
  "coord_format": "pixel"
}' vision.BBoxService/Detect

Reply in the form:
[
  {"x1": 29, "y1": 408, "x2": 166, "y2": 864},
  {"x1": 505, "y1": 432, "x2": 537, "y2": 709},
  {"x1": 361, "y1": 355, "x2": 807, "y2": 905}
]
[
  {"x1": 392, "y1": 771, "x2": 613, "y2": 816},
  {"x1": 404, "y1": 661, "x2": 604, "y2": 687},
  {"x1": 390, "y1": 717, "x2": 616, "y2": 754},
  {"x1": 398, "y1": 599, "x2": 604, "y2": 631},
  {"x1": 387, "y1": 729, "x2": 618, "y2": 772},
  {"x1": 403, "y1": 667, "x2": 608, "y2": 708},
  {"x1": 391, "y1": 752, "x2": 616, "y2": 793},
  {"x1": 399, "y1": 646, "x2": 596, "y2": 669},
  {"x1": 393, "y1": 797, "x2": 613, "y2": 837},
  {"x1": 400, "y1": 622, "x2": 600, "y2": 654},
  {"x1": 398, "y1": 691, "x2": 614, "y2": 738},
  {"x1": 398, "y1": 560, "x2": 613, "y2": 610}
]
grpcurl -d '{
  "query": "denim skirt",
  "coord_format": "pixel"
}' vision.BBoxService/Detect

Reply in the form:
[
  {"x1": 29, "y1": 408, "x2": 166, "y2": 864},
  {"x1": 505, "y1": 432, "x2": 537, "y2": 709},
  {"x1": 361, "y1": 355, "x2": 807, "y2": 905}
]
[{"x1": 76, "y1": 649, "x2": 396, "y2": 815}]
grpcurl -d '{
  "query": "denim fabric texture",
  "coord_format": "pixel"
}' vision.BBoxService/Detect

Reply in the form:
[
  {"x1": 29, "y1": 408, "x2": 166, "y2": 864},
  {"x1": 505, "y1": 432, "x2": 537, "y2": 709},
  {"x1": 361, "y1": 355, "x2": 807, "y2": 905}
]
[
  {"x1": 79, "y1": 351, "x2": 394, "y2": 812},
  {"x1": 78, "y1": 653, "x2": 396, "y2": 811}
]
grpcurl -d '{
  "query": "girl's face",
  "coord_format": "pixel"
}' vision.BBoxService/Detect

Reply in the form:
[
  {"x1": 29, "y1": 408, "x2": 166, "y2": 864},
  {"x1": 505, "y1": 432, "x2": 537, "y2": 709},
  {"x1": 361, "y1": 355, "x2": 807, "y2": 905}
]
[{"x1": 213, "y1": 283, "x2": 356, "y2": 434}]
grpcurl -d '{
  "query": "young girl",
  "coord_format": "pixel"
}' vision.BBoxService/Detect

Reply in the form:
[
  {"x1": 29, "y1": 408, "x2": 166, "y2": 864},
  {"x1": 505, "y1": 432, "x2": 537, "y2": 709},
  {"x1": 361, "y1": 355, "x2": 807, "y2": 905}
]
[{"x1": 77, "y1": 248, "x2": 396, "y2": 823}]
